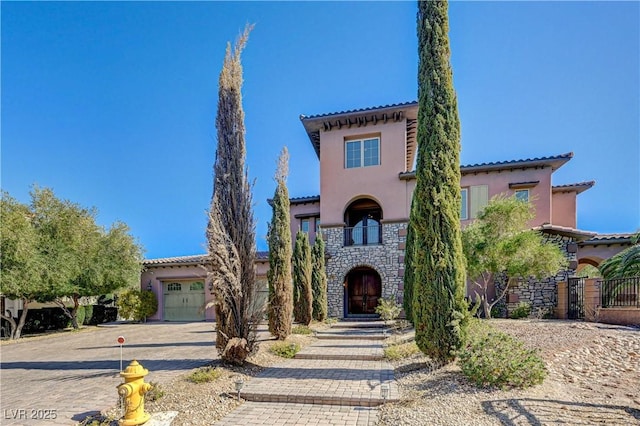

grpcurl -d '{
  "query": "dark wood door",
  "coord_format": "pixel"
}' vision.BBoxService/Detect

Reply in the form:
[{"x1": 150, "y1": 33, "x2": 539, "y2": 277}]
[{"x1": 347, "y1": 270, "x2": 381, "y2": 314}]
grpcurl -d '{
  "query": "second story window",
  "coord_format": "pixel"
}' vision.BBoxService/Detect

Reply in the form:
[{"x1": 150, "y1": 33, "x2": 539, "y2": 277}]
[
  {"x1": 301, "y1": 219, "x2": 310, "y2": 233},
  {"x1": 345, "y1": 137, "x2": 380, "y2": 168},
  {"x1": 460, "y1": 188, "x2": 469, "y2": 220}
]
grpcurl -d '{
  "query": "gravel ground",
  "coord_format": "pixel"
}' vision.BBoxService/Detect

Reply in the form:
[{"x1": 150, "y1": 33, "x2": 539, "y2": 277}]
[
  {"x1": 84, "y1": 320, "x2": 640, "y2": 425},
  {"x1": 378, "y1": 319, "x2": 640, "y2": 426}
]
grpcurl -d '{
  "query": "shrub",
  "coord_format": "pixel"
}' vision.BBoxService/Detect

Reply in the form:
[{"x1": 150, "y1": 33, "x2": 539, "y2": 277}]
[
  {"x1": 117, "y1": 290, "x2": 158, "y2": 322},
  {"x1": 384, "y1": 342, "x2": 420, "y2": 361},
  {"x1": 270, "y1": 341, "x2": 300, "y2": 358},
  {"x1": 75, "y1": 306, "x2": 86, "y2": 326},
  {"x1": 375, "y1": 297, "x2": 402, "y2": 323},
  {"x1": 458, "y1": 320, "x2": 546, "y2": 389},
  {"x1": 324, "y1": 317, "x2": 337, "y2": 326},
  {"x1": 187, "y1": 367, "x2": 221, "y2": 384},
  {"x1": 146, "y1": 381, "x2": 165, "y2": 401},
  {"x1": 291, "y1": 325, "x2": 312, "y2": 335},
  {"x1": 83, "y1": 305, "x2": 94, "y2": 325},
  {"x1": 510, "y1": 302, "x2": 532, "y2": 319}
]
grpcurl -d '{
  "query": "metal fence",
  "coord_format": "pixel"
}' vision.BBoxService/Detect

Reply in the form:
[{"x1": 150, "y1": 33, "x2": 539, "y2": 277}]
[
  {"x1": 343, "y1": 225, "x2": 382, "y2": 246},
  {"x1": 567, "y1": 277, "x2": 585, "y2": 319},
  {"x1": 600, "y1": 276, "x2": 640, "y2": 308}
]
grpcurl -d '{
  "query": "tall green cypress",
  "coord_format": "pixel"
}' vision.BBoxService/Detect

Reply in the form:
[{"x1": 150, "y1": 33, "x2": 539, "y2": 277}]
[
  {"x1": 292, "y1": 230, "x2": 313, "y2": 325},
  {"x1": 311, "y1": 232, "x2": 328, "y2": 321},
  {"x1": 267, "y1": 147, "x2": 293, "y2": 340},
  {"x1": 411, "y1": 0, "x2": 468, "y2": 364},
  {"x1": 402, "y1": 223, "x2": 415, "y2": 324}
]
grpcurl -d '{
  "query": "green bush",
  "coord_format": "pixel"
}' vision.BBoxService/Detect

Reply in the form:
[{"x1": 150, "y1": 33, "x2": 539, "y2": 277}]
[
  {"x1": 83, "y1": 305, "x2": 94, "y2": 325},
  {"x1": 117, "y1": 290, "x2": 158, "y2": 322},
  {"x1": 458, "y1": 320, "x2": 546, "y2": 389},
  {"x1": 187, "y1": 367, "x2": 221, "y2": 384},
  {"x1": 270, "y1": 341, "x2": 300, "y2": 358},
  {"x1": 384, "y1": 342, "x2": 420, "y2": 361},
  {"x1": 375, "y1": 297, "x2": 402, "y2": 323},
  {"x1": 74, "y1": 306, "x2": 86, "y2": 326},
  {"x1": 510, "y1": 302, "x2": 532, "y2": 319},
  {"x1": 292, "y1": 325, "x2": 312, "y2": 335}
]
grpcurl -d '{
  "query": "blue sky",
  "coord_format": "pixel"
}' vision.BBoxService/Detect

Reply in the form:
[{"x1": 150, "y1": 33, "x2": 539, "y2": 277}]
[{"x1": 2, "y1": 1, "x2": 638, "y2": 259}]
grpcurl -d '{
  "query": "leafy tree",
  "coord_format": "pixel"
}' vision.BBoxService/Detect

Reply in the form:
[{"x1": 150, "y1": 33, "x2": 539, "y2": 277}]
[
  {"x1": 0, "y1": 188, "x2": 142, "y2": 338},
  {"x1": 462, "y1": 196, "x2": 568, "y2": 319},
  {"x1": 267, "y1": 147, "x2": 293, "y2": 339},
  {"x1": 599, "y1": 232, "x2": 640, "y2": 279},
  {"x1": 292, "y1": 230, "x2": 313, "y2": 326},
  {"x1": 0, "y1": 192, "x2": 47, "y2": 339},
  {"x1": 410, "y1": 0, "x2": 469, "y2": 364},
  {"x1": 311, "y1": 232, "x2": 328, "y2": 321},
  {"x1": 206, "y1": 25, "x2": 259, "y2": 364}
]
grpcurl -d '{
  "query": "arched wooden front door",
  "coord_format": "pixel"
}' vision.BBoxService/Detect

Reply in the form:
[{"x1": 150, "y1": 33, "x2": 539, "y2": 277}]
[{"x1": 346, "y1": 268, "x2": 382, "y2": 315}]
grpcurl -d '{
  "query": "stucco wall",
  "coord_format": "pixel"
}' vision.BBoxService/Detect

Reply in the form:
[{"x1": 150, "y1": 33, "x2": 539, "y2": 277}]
[
  {"x1": 552, "y1": 191, "x2": 577, "y2": 228},
  {"x1": 319, "y1": 121, "x2": 411, "y2": 224},
  {"x1": 460, "y1": 167, "x2": 553, "y2": 228}
]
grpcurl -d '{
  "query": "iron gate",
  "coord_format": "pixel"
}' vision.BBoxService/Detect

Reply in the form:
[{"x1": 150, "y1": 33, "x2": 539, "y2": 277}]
[{"x1": 567, "y1": 277, "x2": 585, "y2": 319}]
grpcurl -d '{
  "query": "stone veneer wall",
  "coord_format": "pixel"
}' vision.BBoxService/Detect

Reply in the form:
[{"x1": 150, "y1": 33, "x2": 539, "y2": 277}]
[
  {"x1": 323, "y1": 222, "x2": 407, "y2": 318},
  {"x1": 494, "y1": 233, "x2": 578, "y2": 317}
]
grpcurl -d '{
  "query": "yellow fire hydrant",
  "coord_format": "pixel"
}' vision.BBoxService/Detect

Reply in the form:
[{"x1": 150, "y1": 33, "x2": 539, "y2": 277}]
[{"x1": 117, "y1": 360, "x2": 152, "y2": 426}]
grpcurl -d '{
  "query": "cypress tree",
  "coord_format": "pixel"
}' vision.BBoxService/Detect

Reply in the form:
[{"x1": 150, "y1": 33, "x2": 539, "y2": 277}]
[
  {"x1": 411, "y1": 0, "x2": 468, "y2": 364},
  {"x1": 267, "y1": 147, "x2": 293, "y2": 340},
  {"x1": 311, "y1": 232, "x2": 328, "y2": 321},
  {"x1": 206, "y1": 25, "x2": 259, "y2": 364},
  {"x1": 292, "y1": 230, "x2": 313, "y2": 325},
  {"x1": 402, "y1": 223, "x2": 415, "y2": 324}
]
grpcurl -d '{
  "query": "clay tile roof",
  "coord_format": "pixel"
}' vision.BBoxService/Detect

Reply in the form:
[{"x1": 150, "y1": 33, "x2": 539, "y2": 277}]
[
  {"x1": 300, "y1": 101, "x2": 418, "y2": 120},
  {"x1": 460, "y1": 152, "x2": 574, "y2": 173},
  {"x1": 552, "y1": 181, "x2": 596, "y2": 194},
  {"x1": 399, "y1": 152, "x2": 575, "y2": 180},
  {"x1": 579, "y1": 233, "x2": 635, "y2": 246},
  {"x1": 300, "y1": 101, "x2": 418, "y2": 158},
  {"x1": 144, "y1": 251, "x2": 270, "y2": 266},
  {"x1": 143, "y1": 254, "x2": 209, "y2": 266},
  {"x1": 533, "y1": 224, "x2": 597, "y2": 241},
  {"x1": 267, "y1": 195, "x2": 320, "y2": 206}
]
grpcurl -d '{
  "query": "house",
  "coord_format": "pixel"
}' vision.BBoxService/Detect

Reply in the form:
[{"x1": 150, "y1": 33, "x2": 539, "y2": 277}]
[
  {"x1": 297, "y1": 101, "x2": 603, "y2": 318},
  {"x1": 140, "y1": 101, "x2": 631, "y2": 321}
]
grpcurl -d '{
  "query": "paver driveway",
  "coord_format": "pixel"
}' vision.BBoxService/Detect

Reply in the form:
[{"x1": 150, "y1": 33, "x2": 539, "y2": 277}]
[{"x1": 0, "y1": 322, "x2": 217, "y2": 425}]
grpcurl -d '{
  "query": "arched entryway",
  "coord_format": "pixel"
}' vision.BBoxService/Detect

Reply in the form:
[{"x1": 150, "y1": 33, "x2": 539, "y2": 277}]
[{"x1": 344, "y1": 267, "x2": 382, "y2": 316}]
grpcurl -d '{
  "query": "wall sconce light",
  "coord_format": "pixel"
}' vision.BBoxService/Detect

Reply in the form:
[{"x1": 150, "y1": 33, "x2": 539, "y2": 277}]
[
  {"x1": 380, "y1": 383, "x2": 389, "y2": 402},
  {"x1": 234, "y1": 377, "x2": 244, "y2": 400},
  {"x1": 146, "y1": 281, "x2": 152, "y2": 291}
]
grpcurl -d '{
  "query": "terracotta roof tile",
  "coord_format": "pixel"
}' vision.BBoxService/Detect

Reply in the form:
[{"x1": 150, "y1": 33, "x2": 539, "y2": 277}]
[
  {"x1": 300, "y1": 101, "x2": 417, "y2": 120},
  {"x1": 552, "y1": 181, "x2": 596, "y2": 194},
  {"x1": 144, "y1": 251, "x2": 269, "y2": 266}
]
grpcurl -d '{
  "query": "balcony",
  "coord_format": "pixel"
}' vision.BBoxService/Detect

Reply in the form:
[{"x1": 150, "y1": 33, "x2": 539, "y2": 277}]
[{"x1": 343, "y1": 225, "x2": 382, "y2": 247}]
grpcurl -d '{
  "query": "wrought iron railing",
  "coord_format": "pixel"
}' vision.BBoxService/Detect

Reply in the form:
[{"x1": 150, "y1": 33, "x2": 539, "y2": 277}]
[
  {"x1": 600, "y1": 276, "x2": 640, "y2": 308},
  {"x1": 343, "y1": 225, "x2": 382, "y2": 246}
]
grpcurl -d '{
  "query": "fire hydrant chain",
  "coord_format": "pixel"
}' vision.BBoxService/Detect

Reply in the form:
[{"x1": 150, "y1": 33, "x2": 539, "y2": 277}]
[{"x1": 116, "y1": 360, "x2": 152, "y2": 426}]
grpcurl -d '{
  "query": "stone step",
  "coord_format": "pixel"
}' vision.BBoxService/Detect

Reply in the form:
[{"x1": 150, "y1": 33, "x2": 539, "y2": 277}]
[
  {"x1": 316, "y1": 332, "x2": 386, "y2": 341},
  {"x1": 239, "y1": 358, "x2": 399, "y2": 407},
  {"x1": 332, "y1": 321, "x2": 386, "y2": 329},
  {"x1": 295, "y1": 340, "x2": 384, "y2": 361}
]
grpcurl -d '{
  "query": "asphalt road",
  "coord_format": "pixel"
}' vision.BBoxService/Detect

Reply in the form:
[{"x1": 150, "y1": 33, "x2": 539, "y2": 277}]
[{"x1": 0, "y1": 322, "x2": 218, "y2": 425}]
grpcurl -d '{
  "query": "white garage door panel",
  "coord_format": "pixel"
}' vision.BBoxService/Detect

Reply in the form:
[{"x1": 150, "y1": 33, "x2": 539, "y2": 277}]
[{"x1": 163, "y1": 282, "x2": 205, "y2": 321}]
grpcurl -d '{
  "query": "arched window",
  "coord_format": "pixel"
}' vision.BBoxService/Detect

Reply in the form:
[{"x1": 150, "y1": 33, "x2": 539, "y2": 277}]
[{"x1": 344, "y1": 199, "x2": 382, "y2": 246}]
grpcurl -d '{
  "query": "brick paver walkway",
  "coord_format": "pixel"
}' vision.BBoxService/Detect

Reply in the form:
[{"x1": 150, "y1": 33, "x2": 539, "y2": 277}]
[{"x1": 215, "y1": 320, "x2": 398, "y2": 426}]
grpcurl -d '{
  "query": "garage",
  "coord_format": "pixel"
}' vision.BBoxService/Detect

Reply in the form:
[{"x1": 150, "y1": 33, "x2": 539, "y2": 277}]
[{"x1": 163, "y1": 281, "x2": 206, "y2": 321}]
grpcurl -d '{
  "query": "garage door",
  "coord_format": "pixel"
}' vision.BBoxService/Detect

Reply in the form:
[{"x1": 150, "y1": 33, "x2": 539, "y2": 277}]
[{"x1": 163, "y1": 281, "x2": 206, "y2": 321}]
